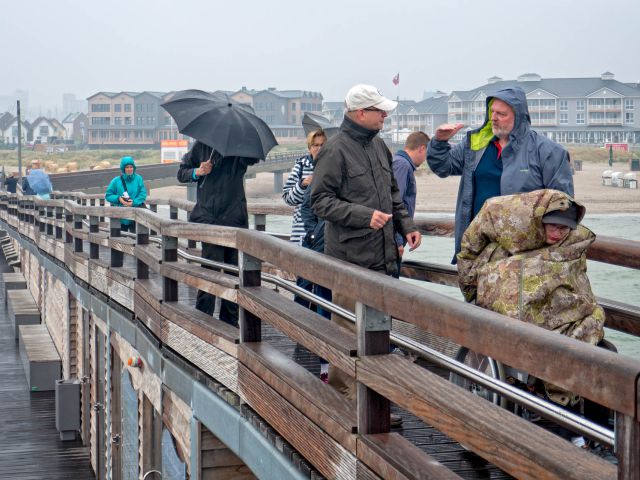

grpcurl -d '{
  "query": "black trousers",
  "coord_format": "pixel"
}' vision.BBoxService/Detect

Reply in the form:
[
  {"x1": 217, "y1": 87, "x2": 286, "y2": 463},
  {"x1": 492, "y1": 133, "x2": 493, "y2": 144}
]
[{"x1": 195, "y1": 242, "x2": 239, "y2": 327}]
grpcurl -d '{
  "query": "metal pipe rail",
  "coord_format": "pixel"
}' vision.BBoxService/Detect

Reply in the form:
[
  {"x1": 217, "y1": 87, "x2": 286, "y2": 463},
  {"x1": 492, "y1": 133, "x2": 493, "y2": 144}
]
[{"x1": 162, "y1": 239, "x2": 617, "y2": 447}]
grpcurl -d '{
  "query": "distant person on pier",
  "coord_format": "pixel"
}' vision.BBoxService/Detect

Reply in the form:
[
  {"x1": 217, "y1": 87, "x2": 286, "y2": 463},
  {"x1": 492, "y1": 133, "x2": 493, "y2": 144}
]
[
  {"x1": 299, "y1": 150, "x2": 331, "y2": 383},
  {"x1": 105, "y1": 156, "x2": 147, "y2": 232},
  {"x1": 22, "y1": 168, "x2": 36, "y2": 195},
  {"x1": 311, "y1": 84, "x2": 421, "y2": 409},
  {"x1": 392, "y1": 131, "x2": 429, "y2": 276},
  {"x1": 177, "y1": 141, "x2": 259, "y2": 327},
  {"x1": 282, "y1": 129, "x2": 327, "y2": 307},
  {"x1": 4, "y1": 172, "x2": 18, "y2": 193},
  {"x1": 427, "y1": 86, "x2": 574, "y2": 262}
]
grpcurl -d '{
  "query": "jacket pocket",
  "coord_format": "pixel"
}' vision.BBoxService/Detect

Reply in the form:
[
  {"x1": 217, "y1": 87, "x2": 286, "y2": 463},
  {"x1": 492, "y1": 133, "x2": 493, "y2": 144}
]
[
  {"x1": 346, "y1": 158, "x2": 367, "y2": 178},
  {"x1": 338, "y1": 227, "x2": 371, "y2": 242}
]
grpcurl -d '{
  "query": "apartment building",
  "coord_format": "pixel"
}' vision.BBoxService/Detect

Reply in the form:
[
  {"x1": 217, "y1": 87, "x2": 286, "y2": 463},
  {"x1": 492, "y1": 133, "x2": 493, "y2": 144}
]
[
  {"x1": 385, "y1": 96, "x2": 449, "y2": 138},
  {"x1": 87, "y1": 87, "x2": 323, "y2": 146},
  {"x1": 86, "y1": 91, "x2": 164, "y2": 147},
  {"x1": 448, "y1": 72, "x2": 640, "y2": 144}
]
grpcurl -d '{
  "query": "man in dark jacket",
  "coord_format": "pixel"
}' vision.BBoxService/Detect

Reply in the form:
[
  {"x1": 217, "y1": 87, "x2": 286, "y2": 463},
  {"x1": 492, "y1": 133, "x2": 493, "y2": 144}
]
[
  {"x1": 311, "y1": 84, "x2": 421, "y2": 275},
  {"x1": 392, "y1": 131, "x2": 429, "y2": 275},
  {"x1": 310, "y1": 84, "x2": 421, "y2": 403},
  {"x1": 427, "y1": 86, "x2": 573, "y2": 260},
  {"x1": 177, "y1": 141, "x2": 259, "y2": 327},
  {"x1": 4, "y1": 173, "x2": 18, "y2": 193}
]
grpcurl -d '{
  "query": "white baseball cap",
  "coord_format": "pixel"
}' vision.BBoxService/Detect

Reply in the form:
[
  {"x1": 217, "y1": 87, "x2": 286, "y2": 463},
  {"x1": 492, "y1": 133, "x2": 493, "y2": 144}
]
[{"x1": 345, "y1": 84, "x2": 398, "y2": 113}]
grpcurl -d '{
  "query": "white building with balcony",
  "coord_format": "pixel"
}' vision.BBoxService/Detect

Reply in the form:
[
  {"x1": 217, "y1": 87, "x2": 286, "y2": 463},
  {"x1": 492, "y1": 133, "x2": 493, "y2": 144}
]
[{"x1": 448, "y1": 72, "x2": 640, "y2": 145}]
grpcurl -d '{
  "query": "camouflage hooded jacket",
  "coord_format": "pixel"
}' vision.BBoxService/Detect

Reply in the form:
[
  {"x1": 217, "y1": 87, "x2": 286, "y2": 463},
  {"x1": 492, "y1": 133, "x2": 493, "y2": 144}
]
[{"x1": 457, "y1": 189, "x2": 605, "y2": 346}]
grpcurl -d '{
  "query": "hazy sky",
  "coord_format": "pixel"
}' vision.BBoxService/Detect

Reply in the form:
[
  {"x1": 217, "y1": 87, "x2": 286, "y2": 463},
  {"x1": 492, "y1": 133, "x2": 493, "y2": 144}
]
[{"x1": 3, "y1": 0, "x2": 639, "y2": 110}]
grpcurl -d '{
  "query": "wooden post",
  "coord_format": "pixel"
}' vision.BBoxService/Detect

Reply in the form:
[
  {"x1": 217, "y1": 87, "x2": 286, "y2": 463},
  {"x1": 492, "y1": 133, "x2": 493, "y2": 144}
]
[
  {"x1": 136, "y1": 223, "x2": 149, "y2": 280},
  {"x1": 46, "y1": 205, "x2": 54, "y2": 236},
  {"x1": 65, "y1": 209, "x2": 73, "y2": 244},
  {"x1": 74, "y1": 214, "x2": 83, "y2": 253},
  {"x1": 110, "y1": 218, "x2": 123, "y2": 268},
  {"x1": 239, "y1": 251, "x2": 262, "y2": 342},
  {"x1": 356, "y1": 302, "x2": 391, "y2": 435},
  {"x1": 38, "y1": 205, "x2": 46, "y2": 233},
  {"x1": 616, "y1": 413, "x2": 640, "y2": 480},
  {"x1": 252, "y1": 213, "x2": 266, "y2": 232},
  {"x1": 55, "y1": 206, "x2": 63, "y2": 239},
  {"x1": 149, "y1": 204, "x2": 158, "y2": 236},
  {"x1": 162, "y1": 235, "x2": 178, "y2": 302},
  {"x1": 89, "y1": 215, "x2": 100, "y2": 259}
]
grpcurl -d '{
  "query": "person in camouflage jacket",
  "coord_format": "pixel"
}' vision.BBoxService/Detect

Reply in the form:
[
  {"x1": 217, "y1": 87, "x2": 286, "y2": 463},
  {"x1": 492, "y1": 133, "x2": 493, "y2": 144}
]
[{"x1": 457, "y1": 189, "x2": 606, "y2": 405}]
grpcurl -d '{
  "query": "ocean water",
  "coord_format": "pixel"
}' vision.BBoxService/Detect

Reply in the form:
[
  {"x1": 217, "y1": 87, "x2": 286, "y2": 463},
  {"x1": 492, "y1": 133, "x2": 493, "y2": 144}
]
[{"x1": 262, "y1": 214, "x2": 640, "y2": 358}]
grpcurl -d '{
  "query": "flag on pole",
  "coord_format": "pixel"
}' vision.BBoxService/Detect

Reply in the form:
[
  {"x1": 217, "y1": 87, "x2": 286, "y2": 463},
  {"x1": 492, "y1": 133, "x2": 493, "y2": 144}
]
[{"x1": 392, "y1": 73, "x2": 399, "y2": 86}]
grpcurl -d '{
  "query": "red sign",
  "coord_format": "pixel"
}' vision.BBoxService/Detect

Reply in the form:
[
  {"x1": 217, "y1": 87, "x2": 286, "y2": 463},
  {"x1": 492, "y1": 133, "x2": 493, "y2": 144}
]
[
  {"x1": 604, "y1": 143, "x2": 629, "y2": 152},
  {"x1": 161, "y1": 140, "x2": 189, "y2": 148}
]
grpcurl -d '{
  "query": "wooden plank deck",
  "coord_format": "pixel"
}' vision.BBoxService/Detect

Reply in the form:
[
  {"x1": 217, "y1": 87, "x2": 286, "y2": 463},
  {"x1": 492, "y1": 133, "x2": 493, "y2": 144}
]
[{"x1": 0, "y1": 254, "x2": 94, "y2": 479}]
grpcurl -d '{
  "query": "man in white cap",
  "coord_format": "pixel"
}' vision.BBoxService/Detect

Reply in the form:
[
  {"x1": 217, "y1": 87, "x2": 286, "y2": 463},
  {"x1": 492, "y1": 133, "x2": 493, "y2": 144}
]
[{"x1": 310, "y1": 84, "x2": 421, "y2": 414}]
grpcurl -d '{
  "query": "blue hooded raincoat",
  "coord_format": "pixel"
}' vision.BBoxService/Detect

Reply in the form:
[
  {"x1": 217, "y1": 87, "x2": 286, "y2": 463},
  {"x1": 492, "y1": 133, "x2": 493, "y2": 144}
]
[
  {"x1": 105, "y1": 156, "x2": 147, "y2": 225},
  {"x1": 427, "y1": 87, "x2": 574, "y2": 260}
]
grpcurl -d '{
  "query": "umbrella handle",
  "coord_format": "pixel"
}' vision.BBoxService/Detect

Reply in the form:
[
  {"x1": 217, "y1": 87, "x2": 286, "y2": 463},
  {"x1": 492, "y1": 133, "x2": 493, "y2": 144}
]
[{"x1": 199, "y1": 148, "x2": 217, "y2": 189}]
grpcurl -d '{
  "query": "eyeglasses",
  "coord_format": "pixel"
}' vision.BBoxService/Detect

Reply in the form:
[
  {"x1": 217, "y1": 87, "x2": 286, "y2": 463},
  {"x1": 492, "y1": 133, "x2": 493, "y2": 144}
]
[{"x1": 362, "y1": 107, "x2": 385, "y2": 113}]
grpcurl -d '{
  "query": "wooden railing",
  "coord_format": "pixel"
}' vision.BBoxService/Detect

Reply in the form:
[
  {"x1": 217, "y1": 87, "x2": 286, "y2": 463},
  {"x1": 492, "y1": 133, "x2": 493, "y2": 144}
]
[{"x1": 1, "y1": 190, "x2": 639, "y2": 480}]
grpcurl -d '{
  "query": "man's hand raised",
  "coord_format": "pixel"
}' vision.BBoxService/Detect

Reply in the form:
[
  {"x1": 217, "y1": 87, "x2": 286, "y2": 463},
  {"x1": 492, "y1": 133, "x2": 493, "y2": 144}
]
[
  {"x1": 434, "y1": 123, "x2": 465, "y2": 142},
  {"x1": 370, "y1": 210, "x2": 392, "y2": 230}
]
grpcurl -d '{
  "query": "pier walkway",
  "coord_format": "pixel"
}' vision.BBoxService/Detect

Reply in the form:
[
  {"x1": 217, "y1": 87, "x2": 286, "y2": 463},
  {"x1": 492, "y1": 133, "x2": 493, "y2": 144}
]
[{"x1": 0, "y1": 249, "x2": 94, "y2": 480}]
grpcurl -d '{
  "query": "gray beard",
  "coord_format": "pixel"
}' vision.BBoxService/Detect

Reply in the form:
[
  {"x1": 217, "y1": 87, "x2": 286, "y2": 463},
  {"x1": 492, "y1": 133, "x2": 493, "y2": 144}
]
[{"x1": 492, "y1": 124, "x2": 512, "y2": 140}]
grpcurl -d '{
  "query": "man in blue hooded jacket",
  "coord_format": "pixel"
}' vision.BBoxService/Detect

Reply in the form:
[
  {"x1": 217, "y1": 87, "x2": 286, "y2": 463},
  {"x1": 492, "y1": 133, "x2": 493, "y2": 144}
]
[
  {"x1": 105, "y1": 156, "x2": 147, "y2": 232},
  {"x1": 427, "y1": 87, "x2": 573, "y2": 260}
]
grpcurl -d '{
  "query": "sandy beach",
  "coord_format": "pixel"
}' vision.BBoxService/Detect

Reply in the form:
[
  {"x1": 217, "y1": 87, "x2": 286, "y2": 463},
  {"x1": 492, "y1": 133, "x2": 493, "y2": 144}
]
[{"x1": 153, "y1": 161, "x2": 639, "y2": 215}]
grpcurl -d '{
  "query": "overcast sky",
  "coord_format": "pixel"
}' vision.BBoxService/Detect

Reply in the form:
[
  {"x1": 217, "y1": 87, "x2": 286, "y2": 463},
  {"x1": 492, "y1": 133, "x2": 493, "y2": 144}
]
[{"x1": 2, "y1": 0, "x2": 639, "y2": 110}]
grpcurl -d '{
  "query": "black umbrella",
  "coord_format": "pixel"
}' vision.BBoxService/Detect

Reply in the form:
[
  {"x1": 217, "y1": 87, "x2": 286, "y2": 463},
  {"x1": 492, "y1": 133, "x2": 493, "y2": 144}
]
[
  {"x1": 302, "y1": 112, "x2": 339, "y2": 138},
  {"x1": 161, "y1": 89, "x2": 278, "y2": 159}
]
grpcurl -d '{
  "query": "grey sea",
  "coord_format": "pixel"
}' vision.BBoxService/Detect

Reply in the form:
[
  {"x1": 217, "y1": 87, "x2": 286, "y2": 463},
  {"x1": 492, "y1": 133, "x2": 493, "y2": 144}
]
[{"x1": 262, "y1": 214, "x2": 640, "y2": 359}]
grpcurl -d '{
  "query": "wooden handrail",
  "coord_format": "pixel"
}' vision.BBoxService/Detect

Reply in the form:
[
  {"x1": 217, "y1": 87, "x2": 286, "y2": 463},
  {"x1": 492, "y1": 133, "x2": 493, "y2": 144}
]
[{"x1": 1, "y1": 187, "x2": 639, "y2": 478}]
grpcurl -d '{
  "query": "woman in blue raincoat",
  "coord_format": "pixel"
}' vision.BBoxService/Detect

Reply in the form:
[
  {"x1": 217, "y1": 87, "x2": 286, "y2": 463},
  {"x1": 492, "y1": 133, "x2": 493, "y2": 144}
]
[{"x1": 105, "y1": 156, "x2": 147, "y2": 232}]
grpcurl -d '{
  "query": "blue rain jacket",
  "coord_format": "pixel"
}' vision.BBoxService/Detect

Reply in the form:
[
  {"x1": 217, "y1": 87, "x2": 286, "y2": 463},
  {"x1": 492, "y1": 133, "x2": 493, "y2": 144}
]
[
  {"x1": 427, "y1": 87, "x2": 574, "y2": 260},
  {"x1": 105, "y1": 156, "x2": 147, "y2": 224}
]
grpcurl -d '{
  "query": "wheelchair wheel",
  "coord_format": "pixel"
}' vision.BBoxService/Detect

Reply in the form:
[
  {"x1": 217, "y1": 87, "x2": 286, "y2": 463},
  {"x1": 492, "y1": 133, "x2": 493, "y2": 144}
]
[{"x1": 449, "y1": 347, "x2": 506, "y2": 407}]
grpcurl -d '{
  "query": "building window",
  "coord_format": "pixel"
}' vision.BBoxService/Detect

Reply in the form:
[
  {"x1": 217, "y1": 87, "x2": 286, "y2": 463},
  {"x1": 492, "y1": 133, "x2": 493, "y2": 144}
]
[
  {"x1": 91, "y1": 117, "x2": 110, "y2": 125},
  {"x1": 625, "y1": 99, "x2": 635, "y2": 110},
  {"x1": 91, "y1": 103, "x2": 110, "y2": 112},
  {"x1": 124, "y1": 117, "x2": 131, "y2": 125},
  {"x1": 576, "y1": 113, "x2": 585, "y2": 124},
  {"x1": 124, "y1": 104, "x2": 132, "y2": 112},
  {"x1": 39, "y1": 126, "x2": 49, "y2": 136},
  {"x1": 559, "y1": 100, "x2": 568, "y2": 111},
  {"x1": 114, "y1": 104, "x2": 122, "y2": 112},
  {"x1": 291, "y1": 115, "x2": 296, "y2": 124},
  {"x1": 560, "y1": 113, "x2": 568, "y2": 124},
  {"x1": 576, "y1": 100, "x2": 585, "y2": 111},
  {"x1": 626, "y1": 112, "x2": 634, "y2": 124},
  {"x1": 114, "y1": 117, "x2": 122, "y2": 125},
  {"x1": 291, "y1": 102, "x2": 296, "y2": 111},
  {"x1": 147, "y1": 116, "x2": 154, "y2": 125}
]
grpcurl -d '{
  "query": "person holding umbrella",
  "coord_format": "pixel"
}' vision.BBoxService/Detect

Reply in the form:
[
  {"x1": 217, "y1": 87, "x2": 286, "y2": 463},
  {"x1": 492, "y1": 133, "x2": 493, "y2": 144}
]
[
  {"x1": 166, "y1": 90, "x2": 277, "y2": 327},
  {"x1": 26, "y1": 167, "x2": 53, "y2": 199}
]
